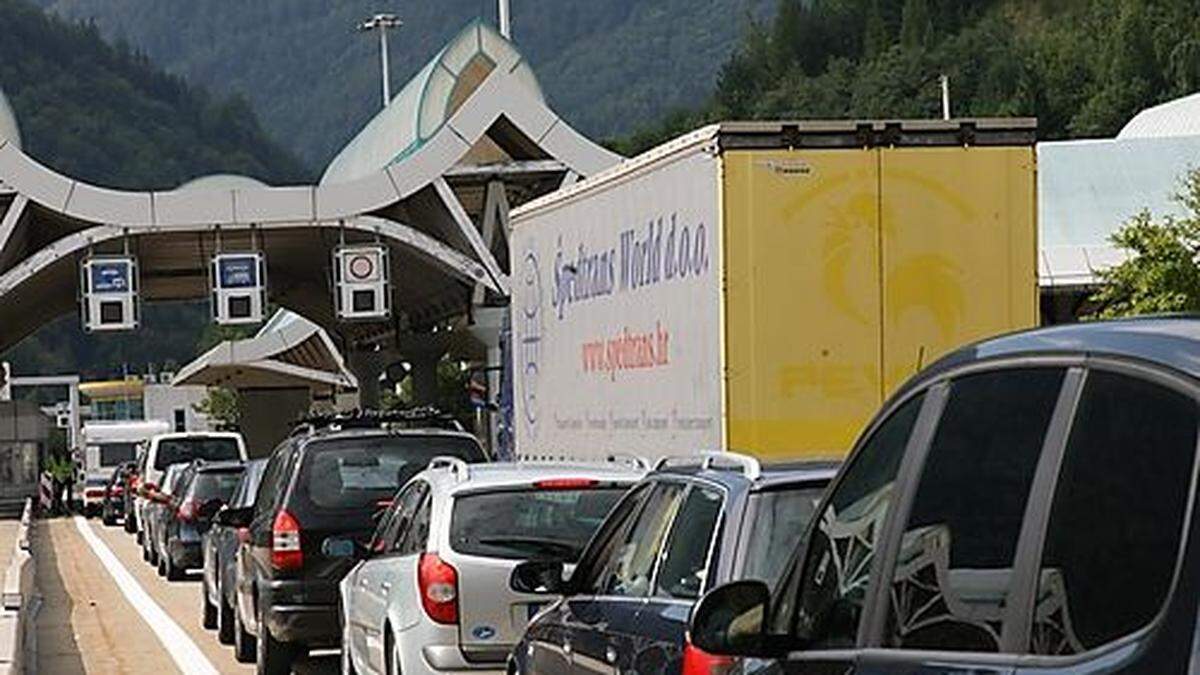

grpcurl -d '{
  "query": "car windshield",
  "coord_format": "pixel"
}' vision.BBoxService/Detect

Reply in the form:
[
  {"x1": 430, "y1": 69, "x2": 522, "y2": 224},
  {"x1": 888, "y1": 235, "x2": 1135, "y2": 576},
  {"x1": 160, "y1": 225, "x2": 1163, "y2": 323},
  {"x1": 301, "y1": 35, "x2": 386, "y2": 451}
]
[
  {"x1": 99, "y1": 442, "x2": 137, "y2": 466},
  {"x1": 188, "y1": 469, "x2": 244, "y2": 502},
  {"x1": 154, "y1": 438, "x2": 240, "y2": 469},
  {"x1": 300, "y1": 435, "x2": 485, "y2": 511},
  {"x1": 451, "y1": 486, "x2": 626, "y2": 562},
  {"x1": 741, "y1": 484, "x2": 827, "y2": 589}
]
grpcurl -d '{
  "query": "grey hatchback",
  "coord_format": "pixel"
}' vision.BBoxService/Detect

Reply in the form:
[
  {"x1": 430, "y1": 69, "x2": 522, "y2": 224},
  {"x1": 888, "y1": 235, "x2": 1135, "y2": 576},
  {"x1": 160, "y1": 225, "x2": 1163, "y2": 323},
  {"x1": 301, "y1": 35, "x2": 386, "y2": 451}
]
[{"x1": 691, "y1": 317, "x2": 1200, "y2": 674}]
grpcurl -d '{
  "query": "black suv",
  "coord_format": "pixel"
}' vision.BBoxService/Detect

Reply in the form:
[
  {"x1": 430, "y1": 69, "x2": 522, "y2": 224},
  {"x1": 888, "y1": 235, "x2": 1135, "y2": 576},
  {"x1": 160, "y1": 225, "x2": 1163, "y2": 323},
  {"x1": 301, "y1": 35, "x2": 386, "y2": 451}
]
[
  {"x1": 510, "y1": 452, "x2": 835, "y2": 674},
  {"x1": 690, "y1": 317, "x2": 1200, "y2": 674},
  {"x1": 218, "y1": 413, "x2": 488, "y2": 674}
]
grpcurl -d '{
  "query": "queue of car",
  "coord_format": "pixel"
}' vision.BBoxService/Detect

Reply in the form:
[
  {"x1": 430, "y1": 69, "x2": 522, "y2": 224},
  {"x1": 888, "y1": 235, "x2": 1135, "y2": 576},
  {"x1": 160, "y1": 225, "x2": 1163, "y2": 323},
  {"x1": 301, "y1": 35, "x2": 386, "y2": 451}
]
[{"x1": 92, "y1": 317, "x2": 1200, "y2": 674}]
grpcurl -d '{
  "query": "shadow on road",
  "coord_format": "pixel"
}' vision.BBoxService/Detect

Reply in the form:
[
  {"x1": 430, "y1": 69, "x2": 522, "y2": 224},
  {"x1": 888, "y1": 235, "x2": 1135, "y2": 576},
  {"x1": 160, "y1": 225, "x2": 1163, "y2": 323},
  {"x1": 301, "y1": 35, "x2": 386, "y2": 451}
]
[{"x1": 34, "y1": 517, "x2": 86, "y2": 675}]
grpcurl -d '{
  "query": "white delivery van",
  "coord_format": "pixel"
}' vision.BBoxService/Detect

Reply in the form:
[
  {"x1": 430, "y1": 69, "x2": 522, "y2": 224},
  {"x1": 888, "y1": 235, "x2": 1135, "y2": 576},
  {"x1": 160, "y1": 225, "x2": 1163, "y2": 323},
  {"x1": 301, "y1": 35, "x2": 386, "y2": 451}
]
[
  {"x1": 133, "y1": 431, "x2": 247, "y2": 535},
  {"x1": 78, "y1": 420, "x2": 170, "y2": 516}
]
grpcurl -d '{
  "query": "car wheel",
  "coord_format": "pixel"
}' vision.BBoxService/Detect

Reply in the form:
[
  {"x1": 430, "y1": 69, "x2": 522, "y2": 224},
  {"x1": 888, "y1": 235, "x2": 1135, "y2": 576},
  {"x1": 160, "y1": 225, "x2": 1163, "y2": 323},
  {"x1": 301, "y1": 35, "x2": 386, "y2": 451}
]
[
  {"x1": 256, "y1": 603, "x2": 296, "y2": 675},
  {"x1": 102, "y1": 509, "x2": 116, "y2": 527},
  {"x1": 217, "y1": 592, "x2": 235, "y2": 645},
  {"x1": 202, "y1": 587, "x2": 218, "y2": 629},
  {"x1": 124, "y1": 512, "x2": 137, "y2": 534},
  {"x1": 165, "y1": 553, "x2": 184, "y2": 582},
  {"x1": 233, "y1": 601, "x2": 256, "y2": 663}
]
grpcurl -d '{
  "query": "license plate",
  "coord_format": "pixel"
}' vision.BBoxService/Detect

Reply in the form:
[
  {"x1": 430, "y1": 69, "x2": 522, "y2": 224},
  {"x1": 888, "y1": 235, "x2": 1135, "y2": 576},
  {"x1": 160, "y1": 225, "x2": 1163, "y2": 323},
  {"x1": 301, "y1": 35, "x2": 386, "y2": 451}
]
[{"x1": 526, "y1": 602, "x2": 546, "y2": 622}]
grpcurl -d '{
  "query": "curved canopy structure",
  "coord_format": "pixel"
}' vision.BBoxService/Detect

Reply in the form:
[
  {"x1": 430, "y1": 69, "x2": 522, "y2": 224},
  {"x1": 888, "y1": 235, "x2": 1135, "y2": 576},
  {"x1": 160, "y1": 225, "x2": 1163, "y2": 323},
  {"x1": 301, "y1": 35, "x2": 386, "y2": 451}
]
[
  {"x1": 173, "y1": 309, "x2": 357, "y2": 391},
  {"x1": 324, "y1": 20, "x2": 546, "y2": 184},
  {"x1": 0, "y1": 88, "x2": 19, "y2": 152},
  {"x1": 1118, "y1": 92, "x2": 1200, "y2": 140},
  {"x1": 0, "y1": 20, "x2": 621, "y2": 354}
]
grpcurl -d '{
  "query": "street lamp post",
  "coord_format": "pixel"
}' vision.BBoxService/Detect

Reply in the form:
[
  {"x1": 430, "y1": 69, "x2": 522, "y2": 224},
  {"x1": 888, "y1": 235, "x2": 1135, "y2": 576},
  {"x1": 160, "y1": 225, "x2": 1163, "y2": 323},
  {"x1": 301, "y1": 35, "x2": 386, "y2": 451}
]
[
  {"x1": 498, "y1": 0, "x2": 511, "y2": 39},
  {"x1": 358, "y1": 13, "x2": 403, "y2": 109}
]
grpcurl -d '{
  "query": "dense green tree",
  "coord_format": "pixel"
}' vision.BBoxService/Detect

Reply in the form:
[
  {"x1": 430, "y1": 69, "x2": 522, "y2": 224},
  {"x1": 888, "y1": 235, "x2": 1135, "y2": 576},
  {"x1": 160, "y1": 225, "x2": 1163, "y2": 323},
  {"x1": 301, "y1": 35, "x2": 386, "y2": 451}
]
[
  {"x1": 900, "y1": 0, "x2": 934, "y2": 50},
  {"x1": 863, "y1": 1, "x2": 891, "y2": 59},
  {"x1": 1088, "y1": 169, "x2": 1200, "y2": 318}
]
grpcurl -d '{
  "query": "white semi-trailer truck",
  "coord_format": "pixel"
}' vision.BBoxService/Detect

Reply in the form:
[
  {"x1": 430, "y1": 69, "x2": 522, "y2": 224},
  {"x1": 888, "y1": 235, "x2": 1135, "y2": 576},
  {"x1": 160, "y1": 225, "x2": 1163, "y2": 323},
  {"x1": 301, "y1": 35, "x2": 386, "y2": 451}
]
[{"x1": 509, "y1": 120, "x2": 1039, "y2": 461}]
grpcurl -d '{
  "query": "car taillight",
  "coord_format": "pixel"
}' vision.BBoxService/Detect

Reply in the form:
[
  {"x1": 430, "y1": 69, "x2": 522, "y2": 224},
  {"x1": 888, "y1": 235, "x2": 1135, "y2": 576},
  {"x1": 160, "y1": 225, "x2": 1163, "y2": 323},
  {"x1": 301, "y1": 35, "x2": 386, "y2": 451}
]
[
  {"x1": 177, "y1": 499, "x2": 197, "y2": 522},
  {"x1": 418, "y1": 553, "x2": 459, "y2": 625},
  {"x1": 271, "y1": 510, "x2": 303, "y2": 571},
  {"x1": 682, "y1": 641, "x2": 736, "y2": 675},
  {"x1": 534, "y1": 478, "x2": 599, "y2": 490}
]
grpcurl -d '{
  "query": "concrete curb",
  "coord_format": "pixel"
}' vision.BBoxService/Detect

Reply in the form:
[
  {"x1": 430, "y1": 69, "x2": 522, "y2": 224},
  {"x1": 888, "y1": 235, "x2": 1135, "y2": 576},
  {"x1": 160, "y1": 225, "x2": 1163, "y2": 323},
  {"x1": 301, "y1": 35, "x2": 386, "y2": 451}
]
[{"x1": 0, "y1": 500, "x2": 36, "y2": 674}]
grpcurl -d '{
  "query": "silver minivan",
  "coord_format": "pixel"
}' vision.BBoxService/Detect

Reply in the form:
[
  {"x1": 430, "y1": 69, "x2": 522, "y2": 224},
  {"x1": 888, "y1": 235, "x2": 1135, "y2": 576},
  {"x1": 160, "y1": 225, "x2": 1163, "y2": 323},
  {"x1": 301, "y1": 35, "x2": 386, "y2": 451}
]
[{"x1": 335, "y1": 457, "x2": 646, "y2": 675}]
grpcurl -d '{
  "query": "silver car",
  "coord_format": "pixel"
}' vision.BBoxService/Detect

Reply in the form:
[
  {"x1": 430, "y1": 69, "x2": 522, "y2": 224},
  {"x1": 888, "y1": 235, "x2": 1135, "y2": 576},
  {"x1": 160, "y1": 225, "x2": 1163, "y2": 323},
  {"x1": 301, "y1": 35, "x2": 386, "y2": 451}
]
[{"x1": 336, "y1": 457, "x2": 647, "y2": 675}]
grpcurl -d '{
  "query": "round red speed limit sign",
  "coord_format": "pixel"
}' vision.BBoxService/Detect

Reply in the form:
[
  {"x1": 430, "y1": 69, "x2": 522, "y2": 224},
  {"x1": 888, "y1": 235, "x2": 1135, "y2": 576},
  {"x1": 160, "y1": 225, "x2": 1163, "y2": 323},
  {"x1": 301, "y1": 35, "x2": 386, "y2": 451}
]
[{"x1": 347, "y1": 254, "x2": 376, "y2": 281}]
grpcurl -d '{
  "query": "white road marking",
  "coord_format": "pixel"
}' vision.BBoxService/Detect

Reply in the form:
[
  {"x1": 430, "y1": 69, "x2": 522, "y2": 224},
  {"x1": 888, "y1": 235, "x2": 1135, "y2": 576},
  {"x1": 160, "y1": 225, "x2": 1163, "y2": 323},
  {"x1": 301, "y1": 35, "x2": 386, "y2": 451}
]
[{"x1": 73, "y1": 516, "x2": 220, "y2": 675}]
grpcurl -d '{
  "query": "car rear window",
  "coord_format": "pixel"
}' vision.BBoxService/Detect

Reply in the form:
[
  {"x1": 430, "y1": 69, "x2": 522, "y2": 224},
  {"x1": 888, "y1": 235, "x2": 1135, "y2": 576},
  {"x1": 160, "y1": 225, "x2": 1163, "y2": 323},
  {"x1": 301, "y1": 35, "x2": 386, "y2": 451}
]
[
  {"x1": 189, "y1": 470, "x2": 245, "y2": 502},
  {"x1": 300, "y1": 435, "x2": 485, "y2": 511},
  {"x1": 154, "y1": 438, "x2": 240, "y2": 469},
  {"x1": 741, "y1": 484, "x2": 827, "y2": 589},
  {"x1": 450, "y1": 486, "x2": 626, "y2": 561},
  {"x1": 99, "y1": 443, "x2": 138, "y2": 466}
]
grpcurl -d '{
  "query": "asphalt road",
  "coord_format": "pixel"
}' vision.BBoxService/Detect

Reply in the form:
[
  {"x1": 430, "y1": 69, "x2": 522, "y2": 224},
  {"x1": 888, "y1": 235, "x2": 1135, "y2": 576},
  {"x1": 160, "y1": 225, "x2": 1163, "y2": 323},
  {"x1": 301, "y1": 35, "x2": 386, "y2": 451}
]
[{"x1": 34, "y1": 516, "x2": 338, "y2": 674}]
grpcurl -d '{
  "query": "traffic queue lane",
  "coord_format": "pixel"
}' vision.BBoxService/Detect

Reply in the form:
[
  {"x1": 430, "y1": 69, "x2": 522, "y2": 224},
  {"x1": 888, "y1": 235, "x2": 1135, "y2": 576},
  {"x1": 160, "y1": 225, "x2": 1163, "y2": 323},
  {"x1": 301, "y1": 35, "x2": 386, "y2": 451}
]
[{"x1": 34, "y1": 516, "x2": 337, "y2": 674}]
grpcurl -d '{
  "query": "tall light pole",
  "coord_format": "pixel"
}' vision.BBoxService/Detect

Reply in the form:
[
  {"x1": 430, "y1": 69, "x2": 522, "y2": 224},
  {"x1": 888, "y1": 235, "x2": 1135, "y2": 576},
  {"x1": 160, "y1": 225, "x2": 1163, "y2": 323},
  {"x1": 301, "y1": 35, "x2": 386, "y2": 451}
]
[
  {"x1": 498, "y1": 0, "x2": 511, "y2": 39},
  {"x1": 358, "y1": 13, "x2": 403, "y2": 109}
]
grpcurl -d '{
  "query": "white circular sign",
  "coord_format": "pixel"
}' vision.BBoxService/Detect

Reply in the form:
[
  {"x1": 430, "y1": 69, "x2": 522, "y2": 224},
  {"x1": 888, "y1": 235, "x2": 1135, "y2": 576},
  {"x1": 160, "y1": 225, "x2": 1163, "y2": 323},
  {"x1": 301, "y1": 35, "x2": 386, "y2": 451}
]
[{"x1": 348, "y1": 254, "x2": 375, "y2": 281}]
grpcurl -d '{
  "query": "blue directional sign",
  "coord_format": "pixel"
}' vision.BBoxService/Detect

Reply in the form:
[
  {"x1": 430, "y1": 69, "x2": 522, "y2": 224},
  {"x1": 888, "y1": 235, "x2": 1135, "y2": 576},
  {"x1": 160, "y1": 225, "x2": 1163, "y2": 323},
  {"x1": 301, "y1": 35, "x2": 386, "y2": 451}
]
[
  {"x1": 218, "y1": 255, "x2": 259, "y2": 289},
  {"x1": 90, "y1": 260, "x2": 130, "y2": 294}
]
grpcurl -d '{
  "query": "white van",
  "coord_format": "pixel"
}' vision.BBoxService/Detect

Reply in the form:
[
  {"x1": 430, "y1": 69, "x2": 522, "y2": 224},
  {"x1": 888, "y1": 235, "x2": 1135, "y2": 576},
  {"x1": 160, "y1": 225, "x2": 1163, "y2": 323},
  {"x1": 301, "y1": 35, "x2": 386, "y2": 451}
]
[
  {"x1": 78, "y1": 420, "x2": 171, "y2": 516},
  {"x1": 134, "y1": 431, "x2": 248, "y2": 535}
]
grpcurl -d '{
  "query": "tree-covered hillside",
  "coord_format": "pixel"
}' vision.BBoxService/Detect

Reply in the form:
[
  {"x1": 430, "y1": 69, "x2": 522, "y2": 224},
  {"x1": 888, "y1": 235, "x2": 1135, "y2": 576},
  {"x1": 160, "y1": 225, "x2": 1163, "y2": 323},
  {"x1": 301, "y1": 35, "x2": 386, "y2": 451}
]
[
  {"x1": 34, "y1": 0, "x2": 775, "y2": 169},
  {"x1": 619, "y1": 0, "x2": 1200, "y2": 153},
  {"x1": 0, "y1": 0, "x2": 307, "y2": 189},
  {"x1": 0, "y1": 0, "x2": 305, "y2": 375}
]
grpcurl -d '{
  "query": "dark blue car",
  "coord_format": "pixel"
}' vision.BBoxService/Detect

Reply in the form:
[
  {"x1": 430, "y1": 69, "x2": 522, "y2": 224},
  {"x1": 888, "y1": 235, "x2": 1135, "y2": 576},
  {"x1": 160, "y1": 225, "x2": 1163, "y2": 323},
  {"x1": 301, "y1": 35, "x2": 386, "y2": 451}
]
[
  {"x1": 510, "y1": 453, "x2": 835, "y2": 674},
  {"x1": 689, "y1": 317, "x2": 1200, "y2": 674}
]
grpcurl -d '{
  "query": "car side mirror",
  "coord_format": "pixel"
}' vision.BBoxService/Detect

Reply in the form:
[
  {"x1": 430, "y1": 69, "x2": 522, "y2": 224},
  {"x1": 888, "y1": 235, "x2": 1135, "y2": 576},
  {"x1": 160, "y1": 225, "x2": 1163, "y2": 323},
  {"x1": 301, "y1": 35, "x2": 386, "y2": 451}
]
[
  {"x1": 321, "y1": 537, "x2": 366, "y2": 560},
  {"x1": 689, "y1": 580, "x2": 782, "y2": 657},
  {"x1": 510, "y1": 559, "x2": 567, "y2": 595},
  {"x1": 215, "y1": 506, "x2": 253, "y2": 528}
]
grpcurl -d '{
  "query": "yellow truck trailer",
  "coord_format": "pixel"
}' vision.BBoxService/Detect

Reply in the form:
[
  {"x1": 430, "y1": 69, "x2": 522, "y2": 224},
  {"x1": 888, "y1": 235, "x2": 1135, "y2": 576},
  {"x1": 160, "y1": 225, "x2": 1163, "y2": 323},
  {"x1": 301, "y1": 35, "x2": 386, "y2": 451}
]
[{"x1": 510, "y1": 120, "x2": 1038, "y2": 460}]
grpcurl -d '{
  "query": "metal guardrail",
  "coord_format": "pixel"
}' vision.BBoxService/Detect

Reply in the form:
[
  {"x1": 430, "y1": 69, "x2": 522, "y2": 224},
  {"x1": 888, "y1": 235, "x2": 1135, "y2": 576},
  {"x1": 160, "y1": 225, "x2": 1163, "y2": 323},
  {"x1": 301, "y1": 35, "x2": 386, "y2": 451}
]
[{"x1": 0, "y1": 499, "x2": 35, "y2": 675}]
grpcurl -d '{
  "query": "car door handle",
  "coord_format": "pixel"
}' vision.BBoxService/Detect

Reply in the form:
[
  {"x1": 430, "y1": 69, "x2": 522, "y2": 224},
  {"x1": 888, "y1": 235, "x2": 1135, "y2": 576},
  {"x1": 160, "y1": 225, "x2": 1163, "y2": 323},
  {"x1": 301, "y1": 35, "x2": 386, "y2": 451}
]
[
  {"x1": 605, "y1": 646, "x2": 617, "y2": 664},
  {"x1": 380, "y1": 581, "x2": 391, "y2": 592},
  {"x1": 359, "y1": 577, "x2": 370, "y2": 588}
]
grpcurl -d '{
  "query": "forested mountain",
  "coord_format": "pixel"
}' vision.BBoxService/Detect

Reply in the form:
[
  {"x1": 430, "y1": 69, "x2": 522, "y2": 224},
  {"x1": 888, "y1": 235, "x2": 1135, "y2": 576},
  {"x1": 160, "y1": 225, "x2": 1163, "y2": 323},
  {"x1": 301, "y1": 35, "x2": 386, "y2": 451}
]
[
  {"x1": 620, "y1": 0, "x2": 1200, "y2": 153},
  {"x1": 0, "y1": 0, "x2": 302, "y2": 375},
  {"x1": 0, "y1": 0, "x2": 305, "y2": 189},
  {"x1": 34, "y1": 0, "x2": 775, "y2": 169}
]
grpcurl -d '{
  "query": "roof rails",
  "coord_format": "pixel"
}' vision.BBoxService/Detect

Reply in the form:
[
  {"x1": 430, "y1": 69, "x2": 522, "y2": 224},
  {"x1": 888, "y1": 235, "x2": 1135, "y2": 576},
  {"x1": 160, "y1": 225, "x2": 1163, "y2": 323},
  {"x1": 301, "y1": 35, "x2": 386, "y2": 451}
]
[
  {"x1": 427, "y1": 456, "x2": 470, "y2": 482},
  {"x1": 604, "y1": 453, "x2": 651, "y2": 471},
  {"x1": 653, "y1": 451, "x2": 762, "y2": 480},
  {"x1": 291, "y1": 407, "x2": 464, "y2": 436}
]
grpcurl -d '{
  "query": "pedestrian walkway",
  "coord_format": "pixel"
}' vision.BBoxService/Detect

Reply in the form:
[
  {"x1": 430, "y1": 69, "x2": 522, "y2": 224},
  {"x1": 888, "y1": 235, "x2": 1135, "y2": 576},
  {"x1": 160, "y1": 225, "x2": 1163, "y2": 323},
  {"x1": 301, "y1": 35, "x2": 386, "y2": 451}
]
[{"x1": 0, "y1": 519, "x2": 18, "y2": 572}]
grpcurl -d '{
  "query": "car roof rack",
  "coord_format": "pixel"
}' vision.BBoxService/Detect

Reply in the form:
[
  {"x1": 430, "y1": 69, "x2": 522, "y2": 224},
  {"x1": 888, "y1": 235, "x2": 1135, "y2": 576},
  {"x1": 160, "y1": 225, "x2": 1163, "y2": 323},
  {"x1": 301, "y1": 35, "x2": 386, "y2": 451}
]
[
  {"x1": 291, "y1": 407, "x2": 464, "y2": 436},
  {"x1": 653, "y1": 451, "x2": 762, "y2": 480},
  {"x1": 604, "y1": 453, "x2": 651, "y2": 471},
  {"x1": 427, "y1": 456, "x2": 470, "y2": 482}
]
